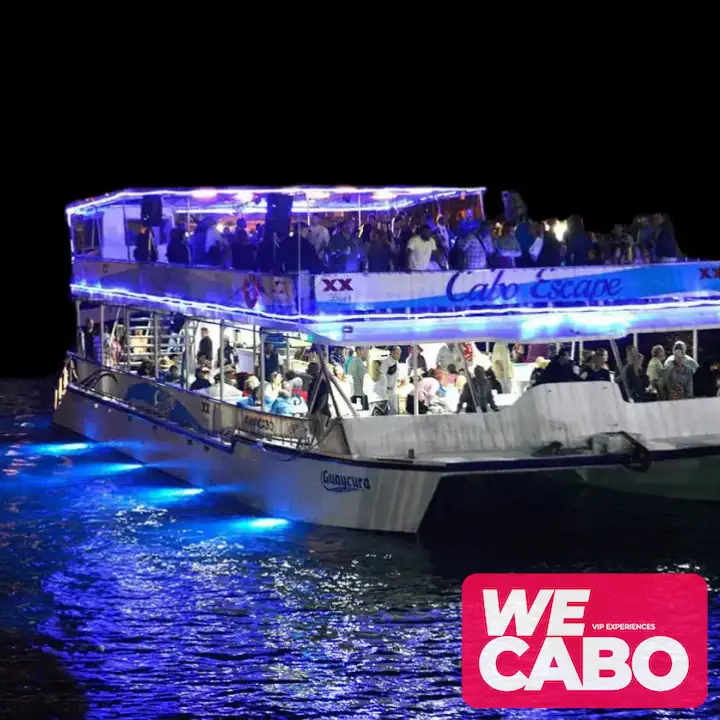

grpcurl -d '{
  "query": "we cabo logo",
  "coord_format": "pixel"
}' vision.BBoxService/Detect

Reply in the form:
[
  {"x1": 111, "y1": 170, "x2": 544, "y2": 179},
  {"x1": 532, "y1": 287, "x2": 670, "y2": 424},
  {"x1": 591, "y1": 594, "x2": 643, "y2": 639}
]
[{"x1": 462, "y1": 573, "x2": 707, "y2": 709}]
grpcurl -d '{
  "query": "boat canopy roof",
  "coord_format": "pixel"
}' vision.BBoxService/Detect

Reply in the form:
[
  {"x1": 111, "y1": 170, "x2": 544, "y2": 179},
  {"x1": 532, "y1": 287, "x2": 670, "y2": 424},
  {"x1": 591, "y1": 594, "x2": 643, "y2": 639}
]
[{"x1": 65, "y1": 186, "x2": 486, "y2": 218}]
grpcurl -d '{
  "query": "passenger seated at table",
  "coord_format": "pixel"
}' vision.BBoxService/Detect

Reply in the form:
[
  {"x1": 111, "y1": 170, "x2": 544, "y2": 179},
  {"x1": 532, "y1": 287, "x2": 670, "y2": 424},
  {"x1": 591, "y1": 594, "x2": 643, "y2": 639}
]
[
  {"x1": 406, "y1": 369, "x2": 441, "y2": 415},
  {"x1": 457, "y1": 366, "x2": 499, "y2": 413},
  {"x1": 190, "y1": 366, "x2": 211, "y2": 391},
  {"x1": 271, "y1": 383, "x2": 308, "y2": 416},
  {"x1": 200, "y1": 367, "x2": 243, "y2": 400},
  {"x1": 136, "y1": 360, "x2": 154, "y2": 377},
  {"x1": 237, "y1": 381, "x2": 274, "y2": 409},
  {"x1": 536, "y1": 348, "x2": 578, "y2": 384}
]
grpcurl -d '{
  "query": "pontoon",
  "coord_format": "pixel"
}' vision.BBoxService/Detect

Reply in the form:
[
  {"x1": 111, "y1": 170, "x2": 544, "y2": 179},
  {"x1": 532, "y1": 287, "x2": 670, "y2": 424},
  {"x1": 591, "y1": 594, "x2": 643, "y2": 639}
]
[{"x1": 53, "y1": 187, "x2": 720, "y2": 533}]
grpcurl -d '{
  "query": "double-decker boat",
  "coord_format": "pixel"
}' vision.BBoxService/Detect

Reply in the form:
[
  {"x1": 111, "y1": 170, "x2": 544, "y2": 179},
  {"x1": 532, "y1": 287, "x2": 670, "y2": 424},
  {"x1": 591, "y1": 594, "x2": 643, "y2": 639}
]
[{"x1": 53, "y1": 187, "x2": 720, "y2": 533}]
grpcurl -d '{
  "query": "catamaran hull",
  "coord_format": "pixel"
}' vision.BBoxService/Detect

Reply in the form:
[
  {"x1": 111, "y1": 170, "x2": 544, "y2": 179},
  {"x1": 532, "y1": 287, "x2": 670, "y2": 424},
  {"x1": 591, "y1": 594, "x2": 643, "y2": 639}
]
[
  {"x1": 53, "y1": 389, "x2": 441, "y2": 533},
  {"x1": 575, "y1": 459, "x2": 720, "y2": 502},
  {"x1": 53, "y1": 389, "x2": 720, "y2": 534}
]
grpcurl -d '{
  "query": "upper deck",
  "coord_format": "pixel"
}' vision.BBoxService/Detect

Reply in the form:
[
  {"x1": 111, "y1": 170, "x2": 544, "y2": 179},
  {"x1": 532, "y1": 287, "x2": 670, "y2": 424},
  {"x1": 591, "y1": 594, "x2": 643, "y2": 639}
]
[{"x1": 67, "y1": 187, "x2": 720, "y2": 344}]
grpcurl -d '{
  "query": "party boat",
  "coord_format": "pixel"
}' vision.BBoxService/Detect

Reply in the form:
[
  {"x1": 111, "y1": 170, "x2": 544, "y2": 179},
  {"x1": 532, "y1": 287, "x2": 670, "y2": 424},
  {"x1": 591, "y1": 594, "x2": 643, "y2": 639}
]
[{"x1": 53, "y1": 187, "x2": 720, "y2": 533}]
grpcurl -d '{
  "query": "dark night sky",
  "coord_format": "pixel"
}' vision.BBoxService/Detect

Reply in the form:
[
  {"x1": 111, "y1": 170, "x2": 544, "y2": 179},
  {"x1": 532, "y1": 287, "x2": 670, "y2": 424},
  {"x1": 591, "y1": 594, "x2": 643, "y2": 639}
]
[{"x1": 3, "y1": 122, "x2": 707, "y2": 380}]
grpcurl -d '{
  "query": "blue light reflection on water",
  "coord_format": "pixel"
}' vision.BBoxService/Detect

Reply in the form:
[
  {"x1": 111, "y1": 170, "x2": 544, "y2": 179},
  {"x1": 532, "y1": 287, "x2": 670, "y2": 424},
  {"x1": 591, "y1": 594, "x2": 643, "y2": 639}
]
[{"x1": 0, "y1": 424, "x2": 719, "y2": 718}]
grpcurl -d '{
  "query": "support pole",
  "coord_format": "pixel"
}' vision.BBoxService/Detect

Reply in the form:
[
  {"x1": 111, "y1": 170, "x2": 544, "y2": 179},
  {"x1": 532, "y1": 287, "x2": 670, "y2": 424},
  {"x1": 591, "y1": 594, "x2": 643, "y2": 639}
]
[
  {"x1": 124, "y1": 307, "x2": 131, "y2": 372},
  {"x1": 99, "y1": 303, "x2": 105, "y2": 366},
  {"x1": 478, "y1": 189, "x2": 486, "y2": 220},
  {"x1": 122, "y1": 198, "x2": 129, "y2": 261},
  {"x1": 579, "y1": 339, "x2": 584, "y2": 361},
  {"x1": 252, "y1": 325, "x2": 257, "y2": 374},
  {"x1": 632, "y1": 332, "x2": 638, "y2": 353},
  {"x1": 609, "y1": 338, "x2": 632, "y2": 403},
  {"x1": 317, "y1": 344, "x2": 344, "y2": 419},
  {"x1": 153, "y1": 312, "x2": 160, "y2": 378},
  {"x1": 692, "y1": 328, "x2": 698, "y2": 360},
  {"x1": 459, "y1": 341, "x2": 479, "y2": 413},
  {"x1": 570, "y1": 340, "x2": 575, "y2": 362},
  {"x1": 285, "y1": 336, "x2": 291, "y2": 374},
  {"x1": 75, "y1": 299, "x2": 82, "y2": 355},
  {"x1": 411, "y1": 344, "x2": 418, "y2": 415},
  {"x1": 220, "y1": 320, "x2": 225, "y2": 403},
  {"x1": 259, "y1": 329, "x2": 265, "y2": 411}
]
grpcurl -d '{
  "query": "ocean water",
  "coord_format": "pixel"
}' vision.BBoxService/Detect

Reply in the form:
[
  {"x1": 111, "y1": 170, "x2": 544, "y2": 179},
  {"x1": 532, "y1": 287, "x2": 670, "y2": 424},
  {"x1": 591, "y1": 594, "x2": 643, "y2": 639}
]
[{"x1": 0, "y1": 413, "x2": 718, "y2": 719}]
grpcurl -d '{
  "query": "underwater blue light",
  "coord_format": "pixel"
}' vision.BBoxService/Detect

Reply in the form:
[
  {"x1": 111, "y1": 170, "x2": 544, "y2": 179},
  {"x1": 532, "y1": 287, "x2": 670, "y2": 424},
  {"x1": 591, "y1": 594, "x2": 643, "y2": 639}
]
[
  {"x1": 234, "y1": 517, "x2": 290, "y2": 531},
  {"x1": 23, "y1": 442, "x2": 92, "y2": 456},
  {"x1": 137, "y1": 487, "x2": 205, "y2": 505}
]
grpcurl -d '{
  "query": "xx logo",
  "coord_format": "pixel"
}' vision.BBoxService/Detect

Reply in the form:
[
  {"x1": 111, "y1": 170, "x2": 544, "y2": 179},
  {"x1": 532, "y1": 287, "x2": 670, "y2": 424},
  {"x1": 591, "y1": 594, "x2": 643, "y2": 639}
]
[
  {"x1": 322, "y1": 278, "x2": 353, "y2": 292},
  {"x1": 699, "y1": 266, "x2": 719, "y2": 280}
]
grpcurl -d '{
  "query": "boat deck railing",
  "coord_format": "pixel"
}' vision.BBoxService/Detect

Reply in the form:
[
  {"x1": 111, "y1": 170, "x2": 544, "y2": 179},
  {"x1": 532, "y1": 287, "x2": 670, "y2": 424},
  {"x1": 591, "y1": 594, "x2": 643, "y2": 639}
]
[
  {"x1": 69, "y1": 354, "x2": 320, "y2": 450},
  {"x1": 70, "y1": 255, "x2": 720, "y2": 321}
]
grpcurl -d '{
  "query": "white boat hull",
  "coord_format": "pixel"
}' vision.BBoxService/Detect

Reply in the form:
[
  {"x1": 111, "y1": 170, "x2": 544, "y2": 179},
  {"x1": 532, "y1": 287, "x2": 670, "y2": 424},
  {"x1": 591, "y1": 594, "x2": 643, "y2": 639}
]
[
  {"x1": 576, "y1": 457, "x2": 720, "y2": 502},
  {"x1": 53, "y1": 386, "x2": 720, "y2": 534},
  {"x1": 53, "y1": 389, "x2": 441, "y2": 533}
]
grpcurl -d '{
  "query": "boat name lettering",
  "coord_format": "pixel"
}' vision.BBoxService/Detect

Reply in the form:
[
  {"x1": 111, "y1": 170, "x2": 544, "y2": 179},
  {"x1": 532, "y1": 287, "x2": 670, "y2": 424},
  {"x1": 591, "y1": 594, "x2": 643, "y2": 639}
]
[
  {"x1": 322, "y1": 278, "x2": 353, "y2": 292},
  {"x1": 445, "y1": 269, "x2": 623, "y2": 305},
  {"x1": 242, "y1": 414, "x2": 275, "y2": 434},
  {"x1": 530, "y1": 269, "x2": 622, "y2": 302},
  {"x1": 322, "y1": 470, "x2": 371, "y2": 492}
]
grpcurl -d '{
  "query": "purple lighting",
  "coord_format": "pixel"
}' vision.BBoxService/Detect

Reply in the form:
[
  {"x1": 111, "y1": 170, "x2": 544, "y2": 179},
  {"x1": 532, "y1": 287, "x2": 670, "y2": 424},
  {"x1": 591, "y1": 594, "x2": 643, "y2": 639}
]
[
  {"x1": 65, "y1": 186, "x2": 487, "y2": 216},
  {"x1": 69, "y1": 282, "x2": 720, "y2": 325}
]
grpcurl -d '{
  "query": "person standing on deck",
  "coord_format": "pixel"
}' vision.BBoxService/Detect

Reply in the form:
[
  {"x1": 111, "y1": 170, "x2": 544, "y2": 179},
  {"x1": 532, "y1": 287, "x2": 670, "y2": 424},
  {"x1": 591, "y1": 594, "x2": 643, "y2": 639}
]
[
  {"x1": 327, "y1": 218, "x2": 360, "y2": 273},
  {"x1": 347, "y1": 347, "x2": 368, "y2": 410},
  {"x1": 309, "y1": 214, "x2": 330, "y2": 266},
  {"x1": 263, "y1": 343, "x2": 280, "y2": 378},
  {"x1": 565, "y1": 215, "x2": 594, "y2": 266},
  {"x1": 381, "y1": 346, "x2": 402, "y2": 414},
  {"x1": 363, "y1": 360, "x2": 389, "y2": 415},
  {"x1": 664, "y1": 340, "x2": 698, "y2": 372},
  {"x1": 457, "y1": 366, "x2": 499, "y2": 413},
  {"x1": 198, "y1": 328, "x2": 213, "y2": 368},
  {"x1": 167, "y1": 227, "x2": 191, "y2": 265},
  {"x1": 406, "y1": 225, "x2": 439, "y2": 271},
  {"x1": 664, "y1": 348, "x2": 694, "y2": 399},
  {"x1": 653, "y1": 213, "x2": 681, "y2": 262},
  {"x1": 82, "y1": 318, "x2": 96, "y2": 362}
]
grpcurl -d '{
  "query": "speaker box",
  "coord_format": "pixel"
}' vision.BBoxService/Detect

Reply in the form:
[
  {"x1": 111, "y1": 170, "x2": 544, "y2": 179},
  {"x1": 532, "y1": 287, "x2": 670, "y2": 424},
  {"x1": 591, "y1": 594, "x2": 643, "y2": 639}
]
[
  {"x1": 141, "y1": 195, "x2": 163, "y2": 226},
  {"x1": 265, "y1": 193, "x2": 293, "y2": 239}
]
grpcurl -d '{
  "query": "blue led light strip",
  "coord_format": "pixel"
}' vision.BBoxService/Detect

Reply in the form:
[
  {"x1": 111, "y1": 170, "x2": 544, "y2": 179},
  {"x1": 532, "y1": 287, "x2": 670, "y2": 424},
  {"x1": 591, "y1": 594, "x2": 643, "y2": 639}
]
[{"x1": 70, "y1": 283, "x2": 720, "y2": 324}]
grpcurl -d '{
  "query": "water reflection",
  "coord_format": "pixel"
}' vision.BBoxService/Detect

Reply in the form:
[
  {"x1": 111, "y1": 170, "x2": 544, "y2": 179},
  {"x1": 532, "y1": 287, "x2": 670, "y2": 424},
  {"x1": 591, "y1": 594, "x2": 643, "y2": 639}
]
[{"x1": 1, "y1": 420, "x2": 718, "y2": 718}]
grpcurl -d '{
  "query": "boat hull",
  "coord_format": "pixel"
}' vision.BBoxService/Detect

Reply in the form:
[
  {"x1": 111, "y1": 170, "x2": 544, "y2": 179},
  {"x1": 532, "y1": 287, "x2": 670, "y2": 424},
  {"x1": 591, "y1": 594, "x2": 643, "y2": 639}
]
[
  {"x1": 53, "y1": 388, "x2": 720, "y2": 535},
  {"x1": 53, "y1": 389, "x2": 441, "y2": 533},
  {"x1": 575, "y1": 458, "x2": 720, "y2": 501}
]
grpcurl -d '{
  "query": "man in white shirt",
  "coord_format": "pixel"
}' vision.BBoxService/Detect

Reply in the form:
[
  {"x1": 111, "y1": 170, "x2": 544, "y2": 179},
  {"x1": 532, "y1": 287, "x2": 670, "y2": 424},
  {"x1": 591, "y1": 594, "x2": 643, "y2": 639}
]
[
  {"x1": 199, "y1": 367, "x2": 244, "y2": 401},
  {"x1": 406, "y1": 225, "x2": 438, "y2": 271},
  {"x1": 309, "y1": 214, "x2": 330, "y2": 263},
  {"x1": 663, "y1": 340, "x2": 699, "y2": 371},
  {"x1": 381, "y1": 346, "x2": 402, "y2": 413}
]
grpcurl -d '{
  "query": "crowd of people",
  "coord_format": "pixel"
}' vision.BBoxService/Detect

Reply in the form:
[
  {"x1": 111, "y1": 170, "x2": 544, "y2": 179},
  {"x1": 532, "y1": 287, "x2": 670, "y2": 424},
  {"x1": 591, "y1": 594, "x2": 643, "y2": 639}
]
[
  {"x1": 132, "y1": 208, "x2": 684, "y2": 275},
  {"x1": 182, "y1": 336, "x2": 718, "y2": 420},
  {"x1": 82, "y1": 314, "x2": 718, "y2": 421}
]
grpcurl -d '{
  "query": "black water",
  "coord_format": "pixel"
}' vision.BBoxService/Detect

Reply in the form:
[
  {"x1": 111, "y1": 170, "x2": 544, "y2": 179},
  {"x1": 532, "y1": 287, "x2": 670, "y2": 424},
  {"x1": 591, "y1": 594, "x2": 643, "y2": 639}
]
[{"x1": 0, "y1": 414, "x2": 718, "y2": 719}]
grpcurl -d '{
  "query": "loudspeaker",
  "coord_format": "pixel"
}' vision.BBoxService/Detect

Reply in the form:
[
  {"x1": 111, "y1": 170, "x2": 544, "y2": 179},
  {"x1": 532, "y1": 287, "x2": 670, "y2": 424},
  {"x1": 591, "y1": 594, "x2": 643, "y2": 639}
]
[
  {"x1": 264, "y1": 193, "x2": 293, "y2": 239},
  {"x1": 141, "y1": 195, "x2": 163, "y2": 226}
]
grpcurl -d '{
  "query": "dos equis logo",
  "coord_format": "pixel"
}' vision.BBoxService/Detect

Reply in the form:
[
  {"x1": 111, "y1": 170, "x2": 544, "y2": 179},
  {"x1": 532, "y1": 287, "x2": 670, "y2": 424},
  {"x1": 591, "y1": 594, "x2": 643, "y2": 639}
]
[{"x1": 462, "y1": 573, "x2": 707, "y2": 709}]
